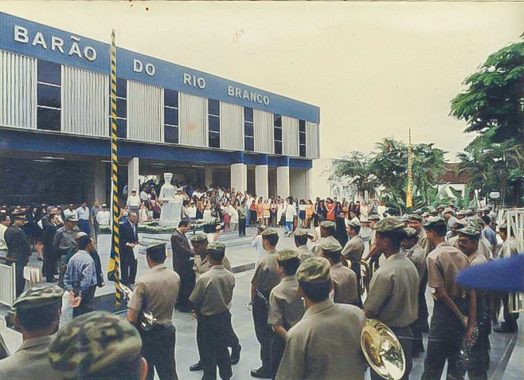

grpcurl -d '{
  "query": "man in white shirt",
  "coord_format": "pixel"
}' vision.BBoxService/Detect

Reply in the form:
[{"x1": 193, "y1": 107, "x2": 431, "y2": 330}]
[
  {"x1": 0, "y1": 214, "x2": 9, "y2": 257},
  {"x1": 284, "y1": 198, "x2": 297, "y2": 236},
  {"x1": 251, "y1": 225, "x2": 267, "y2": 260},
  {"x1": 76, "y1": 202, "x2": 91, "y2": 235},
  {"x1": 127, "y1": 189, "x2": 141, "y2": 213},
  {"x1": 139, "y1": 188, "x2": 149, "y2": 204},
  {"x1": 95, "y1": 204, "x2": 111, "y2": 228},
  {"x1": 63, "y1": 204, "x2": 76, "y2": 220}
]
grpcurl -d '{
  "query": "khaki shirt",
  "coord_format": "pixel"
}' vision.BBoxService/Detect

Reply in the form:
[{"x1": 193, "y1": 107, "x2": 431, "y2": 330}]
[
  {"x1": 276, "y1": 300, "x2": 366, "y2": 380},
  {"x1": 313, "y1": 236, "x2": 340, "y2": 256},
  {"x1": 330, "y1": 263, "x2": 358, "y2": 305},
  {"x1": 364, "y1": 253, "x2": 419, "y2": 327},
  {"x1": 129, "y1": 264, "x2": 180, "y2": 325},
  {"x1": 268, "y1": 275, "x2": 305, "y2": 329},
  {"x1": 467, "y1": 250, "x2": 488, "y2": 267},
  {"x1": 427, "y1": 241, "x2": 469, "y2": 299},
  {"x1": 0, "y1": 336, "x2": 61, "y2": 380},
  {"x1": 342, "y1": 235, "x2": 365, "y2": 263},
  {"x1": 194, "y1": 255, "x2": 232, "y2": 279},
  {"x1": 190, "y1": 265, "x2": 235, "y2": 316},
  {"x1": 417, "y1": 228, "x2": 429, "y2": 253},
  {"x1": 252, "y1": 251, "x2": 280, "y2": 295},
  {"x1": 454, "y1": 237, "x2": 491, "y2": 260},
  {"x1": 499, "y1": 237, "x2": 519, "y2": 258},
  {"x1": 404, "y1": 244, "x2": 426, "y2": 278},
  {"x1": 296, "y1": 245, "x2": 314, "y2": 262}
]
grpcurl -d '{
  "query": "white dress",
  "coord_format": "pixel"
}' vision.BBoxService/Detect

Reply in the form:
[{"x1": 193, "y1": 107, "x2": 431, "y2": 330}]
[{"x1": 159, "y1": 185, "x2": 182, "y2": 226}]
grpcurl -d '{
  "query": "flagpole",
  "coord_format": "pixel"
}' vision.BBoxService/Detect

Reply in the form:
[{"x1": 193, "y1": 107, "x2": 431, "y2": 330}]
[{"x1": 406, "y1": 129, "x2": 413, "y2": 210}]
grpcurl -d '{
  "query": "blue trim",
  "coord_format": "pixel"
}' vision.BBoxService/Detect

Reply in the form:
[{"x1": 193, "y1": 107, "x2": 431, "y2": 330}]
[
  {"x1": 0, "y1": 128, "x2": 312, "y2": 169},
  {"x1": 0, "y1": 12, "x2": 320, "y2": 124}
]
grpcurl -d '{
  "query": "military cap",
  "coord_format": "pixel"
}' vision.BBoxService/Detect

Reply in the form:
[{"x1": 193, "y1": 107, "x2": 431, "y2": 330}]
[
  {"x1": 457, "y1": 209, "x2": 467, "y2": 216},
  {"x1": 75, "y1": 231, "x2": 88, "y2": 240},
  {"x1": 452, "y1": 219, "x2": 468, "y2": 228},
  {"x1": 413, "y1": 209, "x2": 423, "y2": 216},
  {"x1": 277, "y1": 249, "x2": 299, "y2": 262},
  {"x1": 190, "y1": 233, "x2": 208, "y2": 243},
  {"x1": 374, "y1": 217, "x2": 405, "y2": 232},
  {"x1": 207, "y1": 241, "x2": 226, "y2": 253},
  {"x1": 404, "y1": 227, "x2": 418, "y2": 238},
  {"x1": 399, "y1": 214, "x2": 408, "y2": 222},
  {"x1": 457, "y1": 225, "x2": 481, "y2": 238},
  {"x1": 65, "y1": 214, "x2": 78, "y2": 222},
  {"x1": 318, "y1": 240, "x2": 343, "y2": 254},
  {"x1": 465, "y1": 209, "x2": 475, "y2": 216},
  {"x1": 367, "y1": 214, "x2": 381, "y2": 221},
  {"x1": 146, "y1": 243, "x2": 166, "y2": 256},
  {"x1": 407, "y1": 214, "x2": 423, "y2": 223},
  {"x1": 443, "y1": 207, "x2": 454, "y2": 215},
  {"x1": 467, "y1": 220, "x2": 484, "y2": 234},
  {"x1": 347, "y1": 217, "x2": 361, "y2": 227},
  {"x1": 12, "y1": 285, "x2": 63, "y2": 311},
  {"x1": 469, "y1": 215, "x2": 485, "y2": 227},
  {"x1": 296, "y1": 257, "x2": 331, "y2": 282},
  {"x1": 427, "y1": 206, "x2": 437, "y2": 214},
  {"x1": 49, "y1": 311, "x2": 142, "y2": 379},
  {"x1": 261, "y1": 228, "x2": 279, "y2": 237},
  {"x1": 294, "y1": 228, "x2": 309, "y2": 237},
  {"x1": 320, "y1": 221, "x2": 336, "y2": 229},
  {"x1": 422, "y1": 212, "x2": 430, "y2": 218},
  {"x1": 423, "y1": 217, "x2": 447, "y2": 229},
  {"x1": 437, "y1": 204, "x2": 446, "y2": 210}
]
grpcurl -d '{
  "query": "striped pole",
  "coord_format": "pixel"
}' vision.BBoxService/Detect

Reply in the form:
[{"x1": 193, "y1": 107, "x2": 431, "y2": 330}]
[
  {"x1": 406, "y1": 128, "x2": 414, "y2": 210},
  {"x1": 109, "y1": 29, "x2": 123, "y2": 308}
]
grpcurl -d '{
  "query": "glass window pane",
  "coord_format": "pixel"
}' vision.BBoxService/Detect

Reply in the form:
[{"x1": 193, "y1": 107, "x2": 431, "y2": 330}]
[
  {"x1": 299, "y1": 133, "x2": 306, "y2": 144},
  {"x1": 209, "y1": 116, "x2": 220, "y2": 132},
  {"x1": 165, "y1": 125, "x2": 178, "y2": 143},
  {"x1": 164, "y1": 107, "x2": 178, "y2": 126},
  {"x1": 274, "y1": 114, "x2": 282, "y2": 128},
  {"x1": 299, "y1": 120, "x2": 306, "y2": 133},
  {"x1": 274, "y1": 127, "x2": 282, "y2": 141},
  {"x1": 245, "y1": 137, "x2": 254, "y2": 151},
  {"x1": 244, "y1": 107, "x2": 253, "y2": 122},
  {"x1": 244, "y1": 122, "x2": 253, "y2": 137},
  {"x1": 37, "y1": 84, "x2": 61, "y2": 108},
  {"x1": 37, "y1": 107, "x2": 61, "y2": 131},
  {"x1": 209, "y1": 132, "x2": 220, "y2": 148},
  {"x1": 300, "y1": 145, "x2": 306, "y2": 157},
  {"x1": 275, "y1": 141, "x2": 282, "y2": 155},
  {"x1": 208, "y1": 99, "x2": 220, "y2": 116},
  {"x1": 164, "y1": 89, "x2": 178, "y2": 108},
  {"x1": 117, "y1": 98, "x2": 127, "y2": 118},
  {"x1": 116, "y1": 78, "x2": 127, "y2": 98},
  {"x1": 116, "y1": 118, "x2": 127, "y2": 138},
  {"x1": 38, "y1": 60, "x2": 61, "y2": 85}
]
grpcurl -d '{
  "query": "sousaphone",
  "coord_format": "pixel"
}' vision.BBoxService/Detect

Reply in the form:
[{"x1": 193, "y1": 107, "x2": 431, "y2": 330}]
[{"x1": 360, "y1": 319, "x2": 406, "y2": 380}]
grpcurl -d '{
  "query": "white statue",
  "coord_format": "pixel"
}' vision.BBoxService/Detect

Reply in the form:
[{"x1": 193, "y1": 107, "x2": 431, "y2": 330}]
[{"x1": 159, "y1": 173, "x2": 182, "y2": 226}]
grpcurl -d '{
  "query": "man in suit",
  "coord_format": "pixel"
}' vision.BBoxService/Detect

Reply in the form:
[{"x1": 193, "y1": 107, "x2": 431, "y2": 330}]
[
  {"x1": 171, "y1": 219, "x2": 194, "y2": 312},
  {"x1": 5, "y1": 212, "x2": 32, "y2": 296},
  {"x1": 120, "y1": 211, "x2": 139, "y2": 286}
]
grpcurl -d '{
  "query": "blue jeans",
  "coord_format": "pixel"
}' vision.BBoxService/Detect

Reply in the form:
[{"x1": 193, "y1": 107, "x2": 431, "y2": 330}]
[{"x1": 285, "y1": 221, "x2": 293, "y2": 232}]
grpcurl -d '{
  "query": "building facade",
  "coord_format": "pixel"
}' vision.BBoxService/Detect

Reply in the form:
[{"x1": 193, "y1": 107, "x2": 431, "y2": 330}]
[{"x1": 0, "y1": 12, "x2": 320, "y2": 205}]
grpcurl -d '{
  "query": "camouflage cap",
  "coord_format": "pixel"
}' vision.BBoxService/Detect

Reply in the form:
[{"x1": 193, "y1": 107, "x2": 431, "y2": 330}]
[
  {"x1": 452, "y1": 219, "x2": 468, "y2": 228},
  {"x1": 347, "y1": 217, "x2": 360, "y2": 227},
  {"x1": 443, "y1": 207, "x2": 454, "y2": 215},
  {"x1": 457, "y1": 209, "x2": 467, "y2": 216},
  {"x1": 437, "y1": 204, "x2": 446, "y2": 210},
  {"x1": 423, "y1": 217, "x2": 447, "y2": 229},
  {"x1": 373, "y1": 217, "x2": 405, "y2": 232},
  {"x1": 207, "y1": 241, "x2": 226, "y2": 254},
  {"x1": 404, "y1": 227, "x2": 418, "y2": 238},
  {"x1": 49, "y1": 311, "x2": 142, "y2": 379},
  {"x1": 318, "y1": 240, "x2": 343, "y2": 254},
  {"x1": 367, "y1": 214, "x2": 381, "y2": 221},
  {"x1": 467, "y1": 220, "x2": 484, "y2": 234},
  {"x1": 320, "y1": 221, "x2": 336, "y2": 229},
  {"x1": 190, "y1": 233, "x2": 208, "y2": 243},
  {"x1": 407, "y1": 214, "x2": 423, "y2": 223},
  {"x1": 458, "y1": 225, "x2": 481, "y2": 238},
  {"x1": 277, "y1": 249, "x2": 299, "y2": 262},
  {"x1": 12, "y1": 285, "x2": 63, "y2": 311},
  {"x1": 294, "y1": 228, "x2": 309, "y2": 237},
  {"x1": 261, "y1": 228, "x2": 279, "y2": 237},
  {"x1": 296, "y1": 257, "x2": 331, "y2": 282}
]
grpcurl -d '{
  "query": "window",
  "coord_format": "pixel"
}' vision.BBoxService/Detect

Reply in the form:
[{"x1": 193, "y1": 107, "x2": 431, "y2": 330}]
[
  {"x1": 164, "y1": 89, "x2": 178, "y2": 143},
  {"x1": 244, "y1": 107, "x2": 254, "y2": 152},
  {"x1": 37, "y1": 60, "x2": 61, "y2": 131},
  {"x1": 299, "y1": 120, "x2": 307, "y2": 157},
  {"x1": 208, "y1": 99, "x2": 220, "y2": 148},
  {"x1": 109, "y1": 77, "x2": 127, "y2": 138},
  {"x1": 274, "y1": 113, "x2": 282, "y2": 155}
]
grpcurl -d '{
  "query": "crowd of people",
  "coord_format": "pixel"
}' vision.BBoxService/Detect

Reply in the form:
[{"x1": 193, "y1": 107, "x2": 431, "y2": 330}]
[{"x1": 0, "y1": 191, "x2": 521, "y2": 380}]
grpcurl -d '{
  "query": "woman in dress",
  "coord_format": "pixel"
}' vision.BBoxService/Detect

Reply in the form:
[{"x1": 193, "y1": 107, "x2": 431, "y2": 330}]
[
  {"x1": 262, "y1": 199, "x2": 270, "y2": 226},
  {"x1": 305, "y1": 200, "x2": 314, "y2": 228},
  {"x1": 256, "y1": 198, "x2": 264, "y2": 225}
]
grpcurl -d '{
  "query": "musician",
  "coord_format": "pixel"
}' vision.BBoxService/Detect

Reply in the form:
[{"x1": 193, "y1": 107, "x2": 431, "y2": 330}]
[
  {"x1": 119, "y1": 211, "x2": 139, "y2": 286},
  {"x1": 276, "y1": 257, "x2": 366, "y2": 380},
  {"x1": 250, "y1": 228, "x2": 280, "y2": 379},
  {"x1": 364, "y1": 217, "x2": 419, "y2": 380},
  {"x1": 421, "y1": 217, "x2": 477, "y2": 380},
  {"x1": 128, "y1": 244, "x2": 181, "y2": 380},
  {"x1": 170, "y1": 220, "x2": 195, "y2": 312},
  {"x1": 189, "y1": 242, "x2": 235, "y2": 380},
  {"x1": 267, "y1": 249, "x2": 305, "y2": 378},
  {"x1": 457, "y1": 225, "x2": 490, "y2": 380}
]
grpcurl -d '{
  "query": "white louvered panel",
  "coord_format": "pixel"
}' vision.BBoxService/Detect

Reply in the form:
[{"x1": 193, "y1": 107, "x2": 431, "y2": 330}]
[
  {"x1": 254, "y1": 109, "x2": 274, "y2": 154},
  {"x1": 127, "y1": 80, "x2": 163, "y2": 143},
  {"x1": 62, "y1": 66, "x2": 109, "y2": 137},
  {"x1": 282, "y1": 116, "x2": 299, "y2": 157},
  {"x1": 306, "y1": 121, "x2": 320, "y2": 159},
  {"x1": 0, "y1": 51, "x2": 36, "y2": 129},
  {"x1": 179, "y1": 92, "x2": 207, "y2": 147},
  {"x1": 220, "y1": 101, "x2": 243, "y2": 151}
]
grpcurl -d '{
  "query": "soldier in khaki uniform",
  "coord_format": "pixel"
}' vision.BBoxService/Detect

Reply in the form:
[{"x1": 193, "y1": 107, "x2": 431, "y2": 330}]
[
  {"x1": 189, "y1": 234, "x2": 240, "y2": 372},
  {"x1": 342, "y1": 217, "x2": 365, "y2": 303},
  {"x1": 128, "y1": 243, "x2": 181, "y2": 380},
  {"x1": 364, "y1": 214, "x2": 382, "y2": 271},
  {"x1": 421, "y1": 217, "x2": 477, "y2": 380},
  {"x1": 190, "y1": 242, "x2": 236, "y2": 380},
  {"x1": 407, "y1": 214, "x2": 429, "y2": 252},
  {"x1": 251, "y1": 228, "x2": 281, "y2": 378},
  {"x1": 49, "y1": 311, "x2": 148, "y2": 380},
  {"x1": 364, "y1": 217, "x2": 419, "y2": 380},
  {"x1": 293, "y1": 229, "x2": 314, "y2": 262},
  {"x1": 0, "y1": 285, "x2": 63, "y2": 380},
  {"x1": 319, "y1": 240, "x2": 359, "y2": 306},
  {"x1": 312, "y1": 221, "x2": 340, "y2": 255},
  {"x1": 457, "y1": 225, "x2": 490, "y2": 380},
  {"x1": 276, "y1": 257, "x2": 366, "y2": 380},
  {"x1": 268, "y1": 249, "x2": 305, "y2": 378}
]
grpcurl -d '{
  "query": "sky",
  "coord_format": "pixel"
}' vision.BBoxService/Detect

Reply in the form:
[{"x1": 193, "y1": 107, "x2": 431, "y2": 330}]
[{"x1": 1, "y1": 1, "x2": 523, "y2": 196}]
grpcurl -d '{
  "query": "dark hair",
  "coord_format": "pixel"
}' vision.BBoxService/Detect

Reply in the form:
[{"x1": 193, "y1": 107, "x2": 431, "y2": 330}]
[
  {"x1": 209, "y1": 250, "x2": 225, "y2": 263},
  {"x1": 278, "y1": 257, "x2": 300, "y2": 275},
  {"x1": 299, "y1": 280, "x2": 331, "y2": 302},
  {"x1": 146, "y1": 246, "x2": 166, "y2": 263},
  {"x1": 321, "y1": 249, "x2": 342, "y2": 264},
  {"x1": 481, "y1": 215, "x2": 491, "y2": 225},
  {"x1": 349, "y1": 225, "x2": 361, "y2": 234},
  {"x1": 322, "y1": 226, "x2": 336, "y2": 236},
  {"x1": 424, "y1": 223, "x2": 447, "y2": 237},
  {"x1": 262, "y1": 234, "x2": 279, "y2": 247},
  {"x1": 376, "y1": 231, "x2": 405, "y2": 251},
  {"x1": 77, "y1": 236, "x2": 92, "y2": 250},
  {"x1": 294, "y1": 235, "x2": 308, "y2": 247},
  {"x1": 178, "y1": 220, "x2": 190, "y2": 228},
  {"x1": 17, "y1": 304, "x2": 60, "y2": 331}
]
